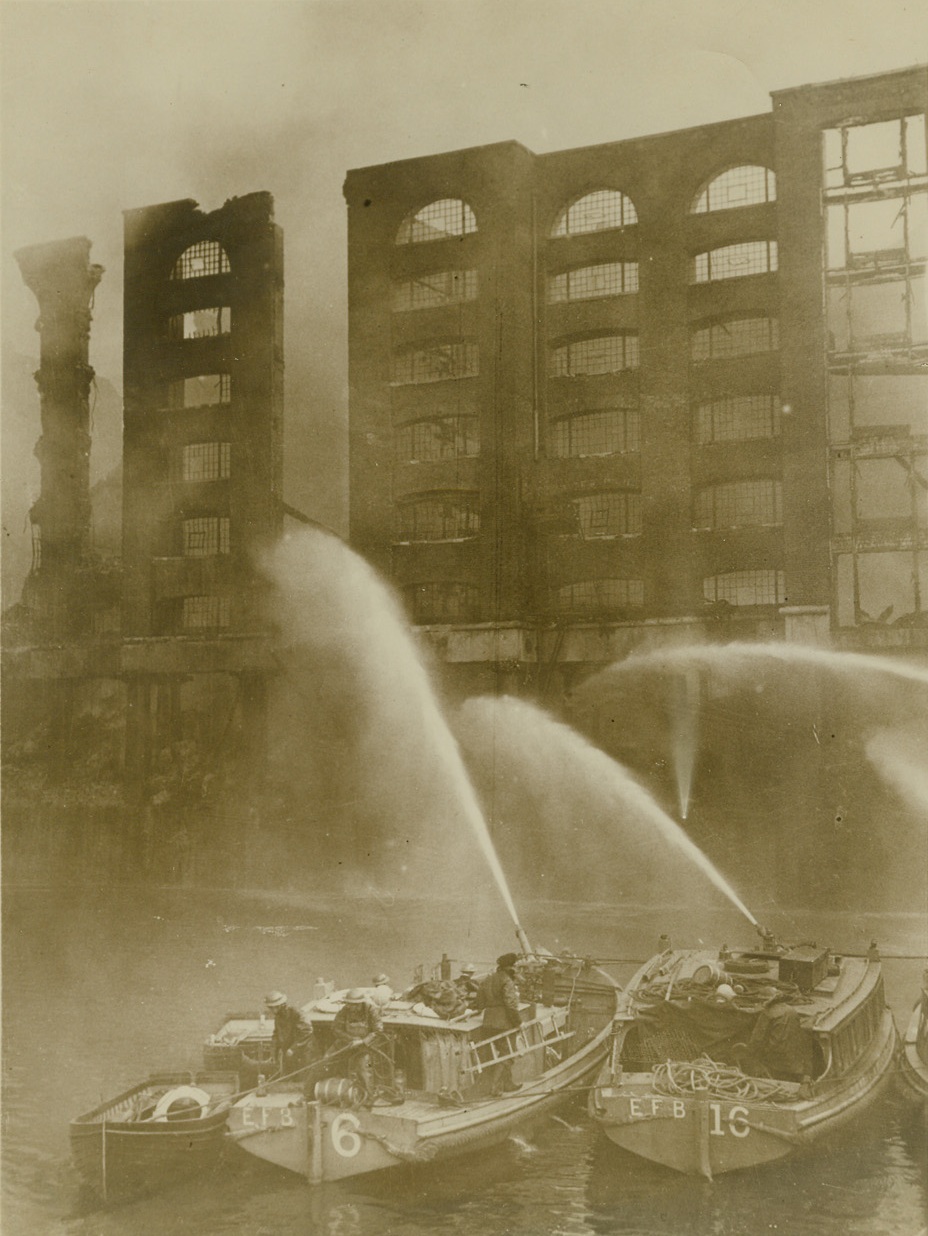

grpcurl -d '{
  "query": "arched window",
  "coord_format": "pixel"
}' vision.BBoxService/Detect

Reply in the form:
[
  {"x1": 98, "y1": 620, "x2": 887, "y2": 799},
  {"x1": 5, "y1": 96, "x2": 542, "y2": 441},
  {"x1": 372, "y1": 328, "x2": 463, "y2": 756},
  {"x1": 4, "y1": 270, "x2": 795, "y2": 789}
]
[
  {"x1": 548, "y1": 261, "x2": 638, "y2": 302},
  {"x1": 691, "y1": 317, "x2": 779, "y2": 361},
  {"x1": 548, "y1": 332, "x2": 639, "y2": 376},
  {"x1": 393, "y1": 269, "x2": 477, "y2": 311},
  {"x1": 573, "y1": 491, "x2": 642, "y2": 538},
  {"x1": 555, "y1": 578, "x2": 644, "y2": 615},
  {"x1": 393, "y1": 340, "x2": 479, "y2": 385},
  {"x1": 694, "y1": 395, "x2": 780, "y2": 444},
  {"x1": 395, "y1": 416, "x2": 479, "y2": 463},
  {"x1": 405, "y1": 582, "x2": 478, "y2": 623},
  {"x1": 550, "y1": 406, "x2": 640, "y2": 457},
  {"x1": 396, "y1": 199, "x2": 477, "y2": 245},
  {"x1": 692, "y1": 241, "x2": 777, "y2": 283},
  {"x1": 551, "y1": 190, "x2": 638, "y2": 237},
  {"x1": 691, "y1": 166, "x2": 776, "y2": 213},
  {"x1": 704, "y1": 570, "x2": 785, "y2": 606},
  {"x1": 170, "y1": 241, "x2": 231, "y2": 280},
  {"x1": 396, "y1": 493, "x2": 480, "y2": 542},
  {"x1": 694, "y1": 479, "x2": 782, "y2": 529}
]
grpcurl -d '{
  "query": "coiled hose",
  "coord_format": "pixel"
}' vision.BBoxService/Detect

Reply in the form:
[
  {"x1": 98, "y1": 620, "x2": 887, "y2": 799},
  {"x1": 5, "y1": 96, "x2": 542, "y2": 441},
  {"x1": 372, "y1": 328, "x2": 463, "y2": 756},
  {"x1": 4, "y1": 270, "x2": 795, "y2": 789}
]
[{"x1": 653, "y1": 1055, "x2": 797, "y2": 1103}]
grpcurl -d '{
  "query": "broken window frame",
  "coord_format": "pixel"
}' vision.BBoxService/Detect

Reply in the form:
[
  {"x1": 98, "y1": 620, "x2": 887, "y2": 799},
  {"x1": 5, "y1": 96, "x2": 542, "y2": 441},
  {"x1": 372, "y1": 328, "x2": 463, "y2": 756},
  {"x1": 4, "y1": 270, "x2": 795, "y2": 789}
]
[
  {"x1": 395, "y1": 493, "x2": 481, "y2": 542},
  {"x1": 395, "y1": 200, "x2": 478, "y2": 245},
  {"x1": 703, "y1": 569, "x2": 786, "y2": 606},
  {"x1": 404, "y1": 581, "x2": 479, "y2": 623},
  {"x1": 182, "y1": 515, "x2": 231, "y2": 557},
  {"x1": 395, "y1": 415, "x2": 479, "y2": 463},
  {"x1": 554, "y1": 577, "x2": 645, "y2": 615},
  {"x1": 392, "y1": 341, "x2": 479, "y2": 385},
  {"x1": 392, "y1": 269, "x2": 478, "y2": 312},
  {"x1": 691, "y1": 316, "x2": 779, "y2": 361},
  {"x1": 170, "y1": 241, "x2": 231, "y2": 280},
  {"x1": 548, "y1": 332, "x2": 640, "y2": 377}
]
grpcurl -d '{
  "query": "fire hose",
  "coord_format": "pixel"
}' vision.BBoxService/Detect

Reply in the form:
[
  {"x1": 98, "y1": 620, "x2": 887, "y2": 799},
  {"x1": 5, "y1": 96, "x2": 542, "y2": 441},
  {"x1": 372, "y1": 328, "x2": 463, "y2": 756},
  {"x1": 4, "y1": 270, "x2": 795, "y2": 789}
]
[{"x1": 653, "y1": 1056, "x2": 797, "y2": 1103}]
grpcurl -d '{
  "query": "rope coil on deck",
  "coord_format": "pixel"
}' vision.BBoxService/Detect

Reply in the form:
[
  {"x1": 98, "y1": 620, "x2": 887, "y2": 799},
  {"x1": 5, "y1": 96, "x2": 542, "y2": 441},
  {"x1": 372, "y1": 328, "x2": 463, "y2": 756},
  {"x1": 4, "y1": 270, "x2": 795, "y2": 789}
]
[{"x1": 652, "y1": 1056, "x2": 797, "y2": 1103}]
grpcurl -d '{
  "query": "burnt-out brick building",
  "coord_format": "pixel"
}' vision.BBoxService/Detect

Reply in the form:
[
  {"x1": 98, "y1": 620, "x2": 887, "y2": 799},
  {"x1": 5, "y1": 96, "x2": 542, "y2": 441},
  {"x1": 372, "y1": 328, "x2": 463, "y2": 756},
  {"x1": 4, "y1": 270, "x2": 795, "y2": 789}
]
[
  {"x1": 122, "y1": 192, "x2": 284, "y2": 638},
  {"x1": 344, "y1": 66, "x2": 927, "y2": 693}
]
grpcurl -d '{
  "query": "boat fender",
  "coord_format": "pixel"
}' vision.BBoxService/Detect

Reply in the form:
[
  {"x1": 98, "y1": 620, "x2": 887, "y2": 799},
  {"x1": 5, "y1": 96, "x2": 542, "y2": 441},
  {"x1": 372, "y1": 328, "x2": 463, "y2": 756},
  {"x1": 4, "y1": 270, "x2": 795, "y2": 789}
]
[{"x1": 151, "y1": 1085, "x2": 211, "y2": 1122}]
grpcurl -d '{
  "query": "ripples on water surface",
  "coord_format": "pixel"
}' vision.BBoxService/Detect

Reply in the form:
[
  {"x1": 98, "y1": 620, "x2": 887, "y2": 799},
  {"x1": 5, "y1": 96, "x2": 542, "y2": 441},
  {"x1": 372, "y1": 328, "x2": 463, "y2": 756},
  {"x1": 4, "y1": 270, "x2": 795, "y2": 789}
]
[{"x1": 2, "y1": 886, "x2": 925, "y2": 1235}]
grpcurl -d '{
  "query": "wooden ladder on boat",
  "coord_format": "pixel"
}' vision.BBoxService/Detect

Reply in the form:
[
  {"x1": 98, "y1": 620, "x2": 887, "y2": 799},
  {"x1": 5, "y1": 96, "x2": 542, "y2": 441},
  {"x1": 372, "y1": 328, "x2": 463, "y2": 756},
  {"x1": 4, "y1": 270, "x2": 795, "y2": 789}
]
[{"x1": 464, "y1": 1012, "x2": 575, "y2": 1076}]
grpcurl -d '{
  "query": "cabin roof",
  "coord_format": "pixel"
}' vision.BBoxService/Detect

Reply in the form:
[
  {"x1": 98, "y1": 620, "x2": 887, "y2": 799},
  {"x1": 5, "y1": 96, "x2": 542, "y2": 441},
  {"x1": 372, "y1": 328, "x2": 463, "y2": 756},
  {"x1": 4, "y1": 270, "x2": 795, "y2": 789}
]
[
  {"x1": 625, "y1": 946, "x2": 881, "y2": 1031},
  {"x1": 301, "y1": 995, "x2": 484, "y2": 1032}
]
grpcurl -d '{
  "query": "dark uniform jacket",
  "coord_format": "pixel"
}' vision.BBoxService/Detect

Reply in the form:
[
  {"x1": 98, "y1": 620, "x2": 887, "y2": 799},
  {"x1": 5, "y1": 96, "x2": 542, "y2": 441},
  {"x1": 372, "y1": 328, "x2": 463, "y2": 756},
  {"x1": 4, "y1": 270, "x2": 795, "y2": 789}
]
[
  {"x1": 332, "y1": 999, "x2": 383, "y2": 1046},
  {"x1": 272, "y1": 1004, "x2": 314, "y2": 1056},
  {"x1": 475, "y1": 968, "x2": 521, "y2": 1031}
]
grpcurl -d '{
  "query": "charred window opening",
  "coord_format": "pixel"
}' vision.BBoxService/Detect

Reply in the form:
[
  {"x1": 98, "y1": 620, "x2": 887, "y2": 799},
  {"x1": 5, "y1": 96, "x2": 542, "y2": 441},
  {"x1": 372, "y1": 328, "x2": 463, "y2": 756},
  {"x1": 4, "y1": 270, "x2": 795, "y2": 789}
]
[
  {"x1": 396, "y1": 200, "x2": 477, "y2": 245},
  {"x1": 703, "y1": 570, "x2": 786, "y2": 606},
  {"x1": 168, "y1": 374, "x2": 231, "y2": 409},
  {"x1": 555, "y1": 578, "x2": 644, "y2": 615},
  {"x1": 169, "y1": 306, "x2": 231, "y2": 339},
  {"x1": 395, "y1": 416, "x2": 479, "y2": 462},
  {"x1": 396, "y1": 495, "x2": 480, "y2": 542},
  {"x1": 548, "y1": 333, "x2": 639, "y2": 377},
  {"x1": 171, "y1": 241, "x2": 231, "y2": 280},
  {"x1": 393, "y1": 342, "x2": 478, "y2": 385},
  {"x1": 405, "y1": 582, "x2": 479, "y2": 623},
  {"x1": 183, "y1": 515, "x2": 231, "y2": 557},
  {"x1": 392, "y1": 270, "x2": 477, "y2": 311},
  {"x1": 691, "y1": 317, "x2": 779, "y2": 361}
]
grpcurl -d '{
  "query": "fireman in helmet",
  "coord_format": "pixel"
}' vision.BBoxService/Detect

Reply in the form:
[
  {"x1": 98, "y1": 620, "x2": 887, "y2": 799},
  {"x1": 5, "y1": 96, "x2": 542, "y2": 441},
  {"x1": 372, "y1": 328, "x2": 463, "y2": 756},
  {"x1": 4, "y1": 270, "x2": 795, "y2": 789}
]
[
  {"x1": 264, "y1": 991, "x2": 314, "y2": 1078},
  {"x1": 331, "y1": 988, "x2": 385, "y2": 1100}
]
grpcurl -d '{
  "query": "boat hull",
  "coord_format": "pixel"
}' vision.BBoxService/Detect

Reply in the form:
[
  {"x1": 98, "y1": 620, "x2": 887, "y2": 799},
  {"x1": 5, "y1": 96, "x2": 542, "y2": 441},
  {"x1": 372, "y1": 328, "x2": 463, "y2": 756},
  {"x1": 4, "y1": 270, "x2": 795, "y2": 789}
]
[
  {"x1": 897, "y1": 999, "x2": 928, "y2": 1104},
  {"x1": 70, "y1": 1074, "x2": 236, "y2": 1202},
  {"x1": 590, "y1": 1008, "x2": 897, "y2": 1179},
  {"x1": 228, "y1": 1018, "x2": 612, "y2": 1182}
]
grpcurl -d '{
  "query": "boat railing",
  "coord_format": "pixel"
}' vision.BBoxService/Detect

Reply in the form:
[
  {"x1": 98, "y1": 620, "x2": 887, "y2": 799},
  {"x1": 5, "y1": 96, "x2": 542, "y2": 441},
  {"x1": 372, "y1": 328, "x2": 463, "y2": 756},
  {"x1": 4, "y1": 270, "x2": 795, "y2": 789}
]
[{"x1": 462, "y1": 1012, "x2": 575, "y2": 1076}]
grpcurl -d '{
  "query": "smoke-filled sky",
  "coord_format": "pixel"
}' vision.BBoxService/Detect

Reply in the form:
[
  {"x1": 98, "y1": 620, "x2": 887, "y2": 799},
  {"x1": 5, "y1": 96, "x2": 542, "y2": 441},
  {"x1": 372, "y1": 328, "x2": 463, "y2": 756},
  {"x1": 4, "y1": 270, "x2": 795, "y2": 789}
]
[{"x1": 2, "y1": 0, "x2": 926, "y2": 528}]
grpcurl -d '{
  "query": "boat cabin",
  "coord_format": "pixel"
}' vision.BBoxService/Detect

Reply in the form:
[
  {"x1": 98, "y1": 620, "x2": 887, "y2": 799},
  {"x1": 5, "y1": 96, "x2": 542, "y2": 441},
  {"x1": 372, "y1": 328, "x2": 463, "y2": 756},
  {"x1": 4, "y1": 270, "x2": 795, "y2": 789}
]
[{"x1": 617, "y1": 945, "x2": 887, "y2": 1087}]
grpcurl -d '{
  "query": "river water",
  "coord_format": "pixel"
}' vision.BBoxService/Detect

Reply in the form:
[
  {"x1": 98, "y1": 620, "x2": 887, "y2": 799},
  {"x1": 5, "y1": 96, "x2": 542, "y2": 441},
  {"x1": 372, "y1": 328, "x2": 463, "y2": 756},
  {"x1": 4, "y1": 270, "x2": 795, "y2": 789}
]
[{"x1": 2, "y1": 883, "x2": 925, "y2": 1236}]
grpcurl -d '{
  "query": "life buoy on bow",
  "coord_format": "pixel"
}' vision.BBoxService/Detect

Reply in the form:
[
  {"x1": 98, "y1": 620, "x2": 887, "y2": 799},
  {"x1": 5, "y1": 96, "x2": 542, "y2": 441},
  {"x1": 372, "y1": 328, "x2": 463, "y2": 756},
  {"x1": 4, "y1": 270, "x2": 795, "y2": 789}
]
[{"x1": 150, "y1": 1084, "x2": 211, "y2": 1122}]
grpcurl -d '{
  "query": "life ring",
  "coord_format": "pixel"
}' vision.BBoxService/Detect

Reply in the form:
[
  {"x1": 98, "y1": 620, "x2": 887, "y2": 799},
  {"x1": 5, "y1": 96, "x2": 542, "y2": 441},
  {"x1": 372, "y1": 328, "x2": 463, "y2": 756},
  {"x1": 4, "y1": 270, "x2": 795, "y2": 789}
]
[{"x1": 151, "y1": 1084, "x2": 211, "y2": 1122}]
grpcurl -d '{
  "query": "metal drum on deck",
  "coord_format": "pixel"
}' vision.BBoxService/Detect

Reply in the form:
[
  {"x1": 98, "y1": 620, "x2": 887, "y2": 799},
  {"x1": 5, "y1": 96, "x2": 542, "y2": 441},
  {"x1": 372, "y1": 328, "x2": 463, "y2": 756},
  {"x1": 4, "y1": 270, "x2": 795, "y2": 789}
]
[{"x1": 314, "y1": 1077, "x2": 363, "y2": 1108}]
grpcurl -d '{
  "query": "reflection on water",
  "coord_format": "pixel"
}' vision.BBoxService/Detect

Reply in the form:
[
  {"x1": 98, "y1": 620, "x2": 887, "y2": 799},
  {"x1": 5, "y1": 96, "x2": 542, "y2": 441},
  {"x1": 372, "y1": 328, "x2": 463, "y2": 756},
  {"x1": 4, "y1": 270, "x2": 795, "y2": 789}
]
[{"x1": 1, "y1": 885, "x2": 926, "y2": 1235}]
